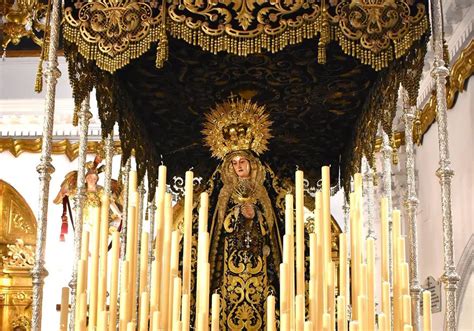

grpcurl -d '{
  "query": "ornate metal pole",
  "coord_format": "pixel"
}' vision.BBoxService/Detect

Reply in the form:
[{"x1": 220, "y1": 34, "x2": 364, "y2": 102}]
[
  {"x1": 104, "y1": 134, "x2": 114, "y2": 196},
  {"x1": 362, "y1": 156, "x2": 376, "y2": 239},
  {"x1": 430, "y1": 1, "x2": 460, "y2": 329},
  {"x1": 382, "y1": 130, "x2": 394, "y2": 286},
  {"x1": 343, "y1": 195, "x2": 350, "y2": 234},
  {"x1": 342, "y1": 192, "x2": 352, "y2": 321},
  {"x1": 115, "y1": 158, "x2": 131, "y2": 329},
  {"x1": 402, "y1": 87, "x2": 422, "y2": 331},
  {"x1": 135, "y1": 181, "x2": 146, "y2": 321},
  {"x1": 147, "y1": 196, "x2": 157, "y2": 290},
  {"x1": 68, "y1": 95, "x2": 92, "y2": 331},
  {"x1": 31, "y1": 0, "x2": 62, "y2": 328},
  {"x1": 120, "y1": 158, "x2": 131, "y2": 260}
]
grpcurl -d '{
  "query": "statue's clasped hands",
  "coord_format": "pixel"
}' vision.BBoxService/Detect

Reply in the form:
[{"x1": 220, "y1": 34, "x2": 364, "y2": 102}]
[{"x1": 241, "y1": 203, "x2": 255, "y2": 219}]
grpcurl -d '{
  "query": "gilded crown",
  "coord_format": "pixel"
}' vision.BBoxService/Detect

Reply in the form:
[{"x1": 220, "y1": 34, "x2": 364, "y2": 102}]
[{"x1": 202, "y1": 97, "x2": 272, "y2": 160}]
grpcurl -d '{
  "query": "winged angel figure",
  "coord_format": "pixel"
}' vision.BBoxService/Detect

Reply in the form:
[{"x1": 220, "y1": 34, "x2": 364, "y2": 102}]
[{"x1": 53, "y1": 155, "x2": 123, "y2": 244}]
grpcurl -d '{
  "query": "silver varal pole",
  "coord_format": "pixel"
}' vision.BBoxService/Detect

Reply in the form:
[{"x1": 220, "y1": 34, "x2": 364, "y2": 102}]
[
  {"x1": 116, "y1": 158, "x2": 131, "y2": 329},
  {"x1": 120, "y1": 158, "x2": 131, "y2": 259},
  {"x1": 135, "y1": 181, "x2": 146, "y2": 321},
  {"x1": 104, "y1": 133, "x2": 114, "y2": 196},
  {"x1": 147, "y1": 195, "x2": 157, "y2": 291},
  {"x1": 402, "y1": 87, "x2": 422, "y2": 331},
  {"x1": 430, "y1": 0, "x2": 460, "y2": 329},
  {"x1": 362, "y1": 156, "x2": 376, "y2": 239},
  {"x1": 31, "y1": 0, "x2": 62, "y2": 328},
  {"x1": 382, "y1": 130, "x2": 394, "y2": 287},
  {"x1": 68, "y1": 95, "x2": 92, "y2": 331}
]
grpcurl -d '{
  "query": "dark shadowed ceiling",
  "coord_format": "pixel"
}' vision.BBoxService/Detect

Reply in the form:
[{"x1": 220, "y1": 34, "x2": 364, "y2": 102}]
[{"x1": 117, "y1": 38, "x2": 377, "y2": 183}]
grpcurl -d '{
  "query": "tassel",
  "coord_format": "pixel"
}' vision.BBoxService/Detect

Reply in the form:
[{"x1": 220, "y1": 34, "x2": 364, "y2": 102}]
[
  {"x1": 156, "y1": 28, "x2": 169, "y2": 69},
  {"x1": 318, "y1": 41, "x2": 327, "y2": 64},
  {"x1": 60, "y1": 197, "x2": 69, "y2": 241}
]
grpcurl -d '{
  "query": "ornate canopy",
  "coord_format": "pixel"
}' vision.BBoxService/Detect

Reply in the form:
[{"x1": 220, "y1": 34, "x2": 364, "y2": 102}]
[{"x1": 58, "y1": 0, "x2": 430, "y2": 193}]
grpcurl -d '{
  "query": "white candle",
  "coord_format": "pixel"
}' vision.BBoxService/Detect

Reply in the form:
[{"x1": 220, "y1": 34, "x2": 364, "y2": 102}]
[
  {"x1": 295, "y1": 294, "x2": 305, "y2": 330},
  {"x1": 266, "y1": 295, "x2": 276, "y2": 331},
  {"x1": 349, "y1": 321, "x2": 359, "y2": 331},
  {"x1": 381, "y1": 281, "x2": 392, "y2": 331},
  {"x1": 285, "y1": 194, "x2": 294, "y2": 235},
  {"x1": 211, "y1": 293, "x2": 220, "y2": 331},
  {"x1": 139, "y1": 292, "x2": 150, "y2": 331},
  {"x1": 97, "y1": 310, "x2": 108, "y2": 331},
  {"x1": 59, "y1": 287, "x2": 69, "y2": 331},
  {"x1": 295, "y1": 171, "x2": 305, "y2": 297},
  {"x1": 181, "y1": 294, "x2": 191, "y2": 331},
  {"x1": 280, "y1": 312, "x2": 289, "y2": 331},
  {"x1": 337, "y1": 296, "x2": 346, "y2": 331},
  {"x1": 139, "y1": 231, "x2": 149, "y2": 296},
  {"x1": 366, "y1": 238, "x2": 375, "y2": 331},
  {"x1": 160, "y1": 194, "x2": 173, "y2": 329},
  {"x1": 183, "y1": 171, "x2": 194, "y2": 295},
  {"x1": 378, "y1": 313, "x2": 387, "y2": 331},
  {"x1": 88, "y1": 206, "x2": 101, "y2": 328},
  {"x1": 172, "y1": 277, "x2": 182, "y2": 330},
  {"x1": 199, "y1": 192, "x2": 209, "y2": 233},
  {"x1": 423, "y1": 290, "x2": 432, "y2": 331},
  {"x1": 339, "y1": 233, "x2": 347, "y2": 300}
]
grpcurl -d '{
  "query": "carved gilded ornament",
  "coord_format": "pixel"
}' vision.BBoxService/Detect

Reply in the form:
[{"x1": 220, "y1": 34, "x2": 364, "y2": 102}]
[
  {"x1": 0, "y1": 180, "x2": 37, "y2": 246},
  {"x1": 2, "y1": 240, "x2": 35, "y2": 271},
  {"x1": 1, "y1": 0, "x2": 48, "y2": 50},
  {"x1": 334, "y1": 0, "x2": 428, "y2": 70},
  {"x1": 63, "y1": 0, "x2": 163, "y2": 72},
  {"x1": 63, "y1": 0, "x2": 429, "y2": 72}
]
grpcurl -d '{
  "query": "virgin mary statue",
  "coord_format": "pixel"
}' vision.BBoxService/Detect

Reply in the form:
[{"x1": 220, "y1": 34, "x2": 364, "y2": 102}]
[{"x1": 196, "y1": 98, "x2": 288, "y2": 330}]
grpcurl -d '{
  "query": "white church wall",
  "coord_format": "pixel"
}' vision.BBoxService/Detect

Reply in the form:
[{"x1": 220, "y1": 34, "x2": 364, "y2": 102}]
[{"x1": 415, "y1": 81, "x2": 474, "y2": 330}]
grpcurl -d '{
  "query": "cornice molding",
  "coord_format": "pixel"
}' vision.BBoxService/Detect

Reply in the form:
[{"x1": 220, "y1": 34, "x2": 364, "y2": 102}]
[
  {"x1": 414, "y1": 40, "x2": 473, "y2": 145},
  {"x1": 376, "y1": 39, "x2": 473, "y2": 150},
  {"x1": 0, "y1": 138, "x2": 122, "y2": 161}
]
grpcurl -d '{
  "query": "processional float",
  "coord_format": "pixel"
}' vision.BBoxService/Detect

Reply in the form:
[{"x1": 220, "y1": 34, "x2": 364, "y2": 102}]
[
  {"x1": 54, "y1": 98, "x2": 435, "y2": 331},
  {"x1": 25, "y1": 0, "x2": 459, "y2": 330}
]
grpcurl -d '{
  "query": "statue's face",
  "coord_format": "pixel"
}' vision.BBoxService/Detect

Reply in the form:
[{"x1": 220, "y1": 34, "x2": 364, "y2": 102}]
[
  {"x1": 231, "y1": 156, "x2": 251, "y2": 179},
  {"x1": 85, "y1": 173, "x2": 98, "y2": 189}
]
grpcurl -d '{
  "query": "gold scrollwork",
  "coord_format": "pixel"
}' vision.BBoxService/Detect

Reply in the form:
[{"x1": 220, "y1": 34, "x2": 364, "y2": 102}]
[
  {"x1": 63, "y1": 0, "x2": 429, "y2": 72},
  {"x1": 223, "y1": 249, "x2": 265, "y2": 330},
  {"x1": 168, "y1": 0, "x2": 322, "y2": 56},
  {"x1": 333, "y1": 0, "x2": 429, "y2": 70},
  {"x1": 2, "y1": 240, "x2": 35, "y2": 271},
  {"x1": 63, "y1": 0, "x2": 163, "y2": 72}
]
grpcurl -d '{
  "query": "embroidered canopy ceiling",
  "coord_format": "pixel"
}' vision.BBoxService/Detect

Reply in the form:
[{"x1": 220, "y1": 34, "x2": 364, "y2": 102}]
[{"x1": 59, "y1": 0, "x2": 429, "y2": 192}]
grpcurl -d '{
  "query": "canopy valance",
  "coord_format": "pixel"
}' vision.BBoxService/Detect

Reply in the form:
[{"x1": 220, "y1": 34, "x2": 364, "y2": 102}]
[{"x1": 63, "y1": 0, "x2": 429, "y2": 72}]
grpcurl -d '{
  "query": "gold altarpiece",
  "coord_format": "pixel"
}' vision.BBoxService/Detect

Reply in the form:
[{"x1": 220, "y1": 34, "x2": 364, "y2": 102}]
[{"x1": 0, "y1": 180, "x2": 37, "y2": 331}]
